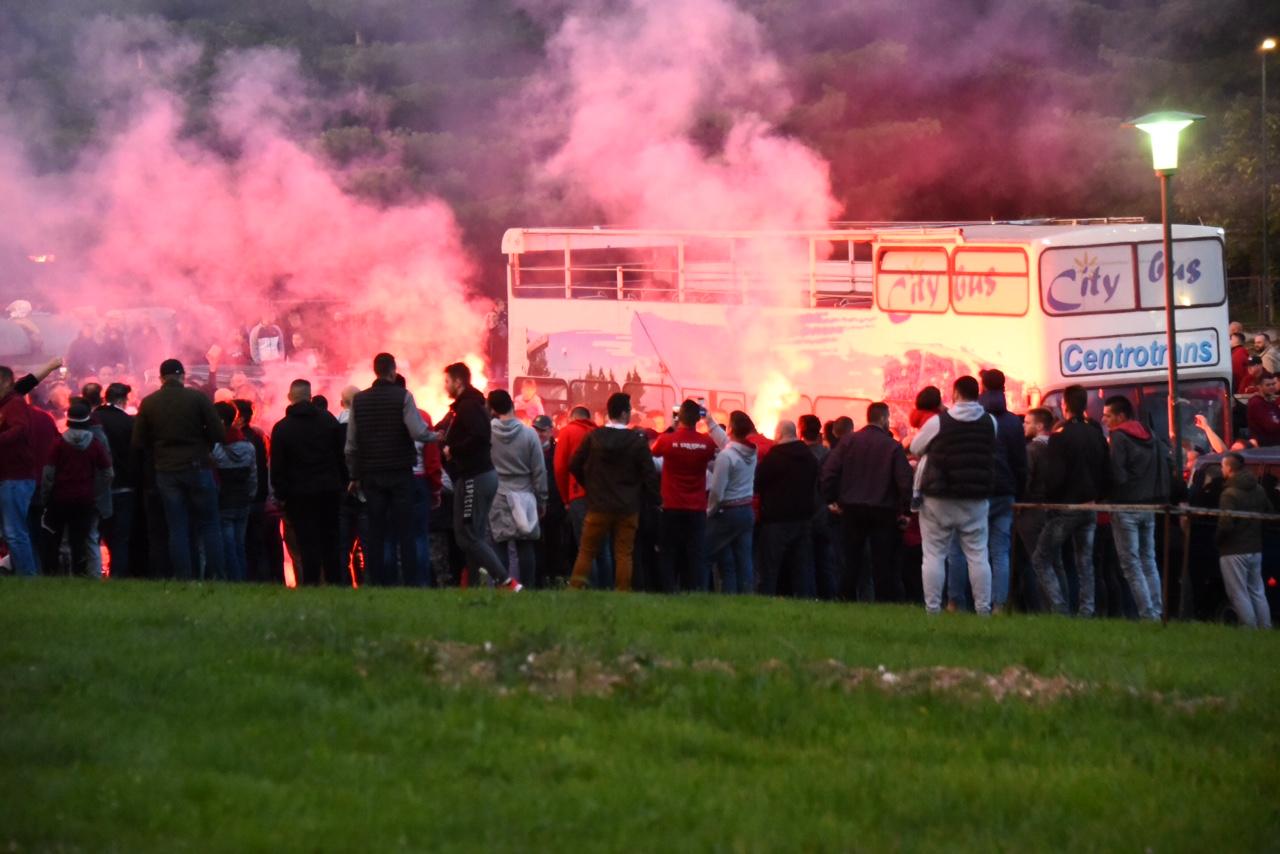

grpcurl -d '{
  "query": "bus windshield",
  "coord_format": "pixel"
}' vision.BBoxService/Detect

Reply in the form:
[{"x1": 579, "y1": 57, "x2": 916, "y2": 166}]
[{"x1": 1041, "y1": 378, "x2": 1229, "y2": 452}]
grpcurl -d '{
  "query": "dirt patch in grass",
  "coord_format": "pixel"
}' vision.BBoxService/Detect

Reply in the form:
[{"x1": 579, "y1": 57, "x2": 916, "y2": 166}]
[{"x1": 410, "y1": 641, "x2": 1225, "y2": 711}]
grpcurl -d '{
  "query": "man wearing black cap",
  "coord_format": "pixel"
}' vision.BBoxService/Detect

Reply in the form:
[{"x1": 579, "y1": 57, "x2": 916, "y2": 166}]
[
  {"x1": 132, "y1": 358, "x2": 226, "y2": 580},
  {"x1": 96, "y1": 383, "x2": 138, "y2": 577}
]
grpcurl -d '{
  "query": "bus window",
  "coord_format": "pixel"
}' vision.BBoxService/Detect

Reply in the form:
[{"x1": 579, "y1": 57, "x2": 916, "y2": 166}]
[
  {"x1": 512, "y1": 251, "x2": 567, "y2": 298},
  {"x1": 814, "y1": 396, "x2": 870, "y2": 427},
  {"x1": 569, "y1": 377, "x2": 620, "y2": 418},
  {"x1": 1135, "y1": 239, "x2": 1225, "y2": 310},
  {"x1": 875, "y1": 247, "x2": 948, "y2": 313},
  {"x1": 511, "y1": 376, "x2": 569, "y2": 418},
  {"x1": 716, "y1": 391, "x2": 747, "y2": 414},
  {"x1": 952, "y1": 248, "x2": 1029, "y2": 316},
  {"x1": 622, "y1": 382, "x2": 676, "y2": 425}
]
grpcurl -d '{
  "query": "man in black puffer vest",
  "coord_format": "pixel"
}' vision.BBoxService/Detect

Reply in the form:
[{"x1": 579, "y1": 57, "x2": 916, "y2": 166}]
[
  {"x1": 272, "y1": 379, "x2": 347, "y2": 587},
  {"x1": 439, "y1": 361, "x2": 514, "y2": 588},
  {"x1": 344, "y1": 353, "x2": 437, "y2": 586},
  {"x1": 910, "y1": 375, "x2": 997, "y2": 615}
]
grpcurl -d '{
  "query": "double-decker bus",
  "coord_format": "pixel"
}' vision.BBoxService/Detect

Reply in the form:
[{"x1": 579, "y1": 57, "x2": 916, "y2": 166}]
[{"x1": 501, "y1": 220, "x2": 1231, "y2": 447}]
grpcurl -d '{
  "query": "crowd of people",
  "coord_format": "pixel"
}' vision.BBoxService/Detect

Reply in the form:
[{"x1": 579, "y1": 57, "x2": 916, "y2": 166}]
[{"x1": 0, "y1": 336, "x2": 1275, "y2": 629}]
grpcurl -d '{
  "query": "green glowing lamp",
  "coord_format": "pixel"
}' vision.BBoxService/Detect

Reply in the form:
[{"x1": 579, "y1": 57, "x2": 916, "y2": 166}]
[{"x1": 1126, "y1": 111, "x2": 1205, "y2": 173}]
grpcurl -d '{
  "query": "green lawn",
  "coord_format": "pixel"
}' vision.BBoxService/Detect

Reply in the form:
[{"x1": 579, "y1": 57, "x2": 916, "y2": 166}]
[{"x1": 2, "y1": 581, "x2": 1277, "y2": 852}]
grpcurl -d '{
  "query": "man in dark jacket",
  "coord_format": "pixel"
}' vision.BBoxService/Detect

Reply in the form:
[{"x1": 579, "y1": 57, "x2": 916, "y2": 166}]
[
  {"x1": 345, "y1": 353, "x2": 441, "y2": 587},
  {"x1": 1032, "y1": 384, "x2": 1110, "y2": 617},
  {"x1": 1216, "y1": 452, "x2": 1273, "y2": 628},
  {"x1": 800, "y1": 414, "x2": 840, "y2": 600},
  {"x1": 235, "y1": 398, "x2": 281, "y2": 584},
  {"x1": 272, "y1": 379, "x2": 347, "y2": 586},
  {"x1": 1102, "y1": 395, "x2": 1169, "y2": 621},
  {"x1": 755, "y1": 420, "x2": 819, "y2": 597},
  {"x1": 132, "y1": 359, "x2": 226, "y2": 580},
  {"x1": 96, "y1": 383, "x2": 138, "y2": 578},
  {"x1": 823, "y1": 402, "x2": 913, "y2": 603},
  {"x1": 437, "y1": 361, "x2": 514, "y2": 588},
  {"x1": 910, "y1": 378, "x2": 998, "y2": 615},
  {"x1": 568, "y1": 392, "x2": 660, "y2": 591},
  {"x1": 533, "y1": 415, "x2": 568, "y2": 586}
]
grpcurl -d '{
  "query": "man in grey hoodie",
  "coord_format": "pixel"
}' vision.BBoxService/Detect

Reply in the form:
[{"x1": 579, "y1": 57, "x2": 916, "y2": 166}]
[
  {"x1": 705, "y1": 411, "x2": 758, "y2": 594},
  {"x1": 910, "y1": 376, "x2": 997, "y2": 615},
  {"x1": 486, "y1": 390, "x2": 547, "y2": 587}
]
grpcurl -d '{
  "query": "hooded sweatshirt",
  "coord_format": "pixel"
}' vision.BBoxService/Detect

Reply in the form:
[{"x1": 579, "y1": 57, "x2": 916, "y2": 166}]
[
  {"x1": 1217, "y1": 469, "x2": 1271, "y2": 555},
  {"x1": 1107, "y1": 419, "x2": 1170, "y2": 504},
  {"x1": 708, "y1": 439, "x2": 757, "y2": 515},
  {"x1": 568, "y1": 424, "x2": 659, "y2": 515},
  {"x1": 913, "y1": 400, "x2": 996, "y2": 499},
  {"x1": 489, "y1": 416, "x2": 548, "y2": 541},
  {"x1": 42, "y1": 427, "x2": 112, "y2": 506},
  {"x1": 442, "y1": 386, "x2": 493, "y2": 479},
  {"x1": 212, "y1": 427, "x2": 258, "y2": 510}
]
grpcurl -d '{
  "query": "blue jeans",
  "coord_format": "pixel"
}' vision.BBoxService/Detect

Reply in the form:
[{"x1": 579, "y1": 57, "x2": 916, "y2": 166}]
[
  {"x1": 945, "y1": 494, "x2": 1014, "y2": 609},
  {"x1": 155, "y1": 468, "x2": 224, "y2": 581},
  {"x1": 220, "y1": 506, "x2": 250, "y2": 582},
  {"x1": 0, "y1": 479, "x2": 37, "y2": 576},
  {"x1": 1032, "y1": 510, "x2": 1096, "y2": 616},
  {"x1": 1110, "y1": 510, "x2": 1162, "y2": 620},
  {"x1": 569, "y1": 497, "x2": 612, "y2": 588},
  {"x1": 705, "y1": 505, "x2": 755, "y2": 594}
]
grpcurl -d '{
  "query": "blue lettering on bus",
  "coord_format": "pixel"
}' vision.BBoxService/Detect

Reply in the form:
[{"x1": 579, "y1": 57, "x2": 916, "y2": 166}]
[
  {"x1": 1048, "y1": 265, "x2": 1123, "y2": 313},
  {"x1": 1147, "y1": 250, "x2": 1204, "y2": 286},
  {"x1": 1063, "y1": 335, "x2": 1216, "y2": 375}
]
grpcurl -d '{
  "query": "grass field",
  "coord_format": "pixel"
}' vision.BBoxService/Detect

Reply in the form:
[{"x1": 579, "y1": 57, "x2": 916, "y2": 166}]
[{"x1": 2, "y1": 580, "x2": 1278, "y2": 852}]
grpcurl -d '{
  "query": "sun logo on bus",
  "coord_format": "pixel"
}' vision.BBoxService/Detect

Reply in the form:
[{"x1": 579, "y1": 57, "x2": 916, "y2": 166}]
[{"x1": 1074, "y1": 252, "x2": 1098, "y2": 276}]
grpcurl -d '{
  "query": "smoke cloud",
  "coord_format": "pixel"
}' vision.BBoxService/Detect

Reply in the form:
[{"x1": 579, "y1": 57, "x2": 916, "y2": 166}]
[{"x1": 0, "y1": 16, "x2": 489, "y2": 420}]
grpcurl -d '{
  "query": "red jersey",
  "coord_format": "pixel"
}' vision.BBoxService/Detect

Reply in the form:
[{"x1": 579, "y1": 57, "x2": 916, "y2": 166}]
[{"x1": 651, "y1": 427, "x2": 718, "y2": 511}]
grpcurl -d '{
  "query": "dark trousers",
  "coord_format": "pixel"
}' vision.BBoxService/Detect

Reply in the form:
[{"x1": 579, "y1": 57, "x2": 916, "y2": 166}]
[
  {"x1": 363, "y1": 471, "x2": 418, "y2": 587},
  {"x1": 41, "y1": 501, "x2": 95, "y2": 577},
  {"x1": 286, "y1": 492, "x2": 344, "y2": 586},
  {"x1": 155, "y1": 467, "x2": 223, "y2": 581},
  {"x1": 660, "y1": 509, "x2": 706, "y2": 592},
  {"x1": 757, "y1": 519, "x2": 816, "y2": 597},
  {"x1": 338, "y1": 493, "x2": 367, "y2": 585},
  {"x1": 841, "y1": 505, "x2": 904, "y2": 603},
  {"x1": 811, "y1": 509, "x2": 840, "y2": 600},
  {"x1": 144, "y1": 489, "x2": 170, "y2": 578},
  {"x1": 536, "y1": 507, "x2": 569, "y2": 587},
  {"x1": 101, "y1": 489, "x2": 135, "y2": 578},
  {"x1": 246, "y1": 502, "x2": 284, "y2": 584}
]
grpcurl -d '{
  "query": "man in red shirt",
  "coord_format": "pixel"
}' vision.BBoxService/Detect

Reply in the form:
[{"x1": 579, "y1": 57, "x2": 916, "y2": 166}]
[
  {"x1": 651, "y1": 399, "x2": 719, "y2": 591},
  {"x1": 554, "y1": 405, "x2": 611, "y2": 585},
  {"x1": 1247, "y1": 374, "x2": 1280, "y2": 446},
  {"x1": 1230, "y1": 332, "x2": 1250, "y2": 393}
]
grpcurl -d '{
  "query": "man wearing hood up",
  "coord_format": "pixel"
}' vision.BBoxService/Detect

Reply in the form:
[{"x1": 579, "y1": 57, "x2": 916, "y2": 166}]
[
  {"x1": 944, "y1": 370, "x2": 1027, "y2": 612},
  {"x1": 1102, "y1": 395, "x2": 1170, "y2": 621},
  {"x1": 40, "y1": 400, "x2": 112, "y2": 576},
  {"x1": 487, "y1": 389, "x2": 547, "y2": 587},
  {"x1": 910, "y1": 376, "x2": 997, "y2": 615}
]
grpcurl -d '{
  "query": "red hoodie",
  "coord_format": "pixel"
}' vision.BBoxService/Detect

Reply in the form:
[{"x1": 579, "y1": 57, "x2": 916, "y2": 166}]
[{"x1": 554, "y1": 418, "x2": 596, "y2": 503}]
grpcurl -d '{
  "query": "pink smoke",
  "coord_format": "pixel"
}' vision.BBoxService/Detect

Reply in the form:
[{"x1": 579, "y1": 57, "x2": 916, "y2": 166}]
[{"x1": 0, "y1": 17, "x2": 489, "y2": 423}]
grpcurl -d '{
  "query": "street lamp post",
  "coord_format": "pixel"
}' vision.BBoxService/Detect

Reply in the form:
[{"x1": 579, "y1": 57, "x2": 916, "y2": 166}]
[
  {"x1": 1127, "y1": 110, "x2": 1204, "y2": 623},
  {"x1": 1263, "y1": 38, "x2": 1276, "y2": 322}
]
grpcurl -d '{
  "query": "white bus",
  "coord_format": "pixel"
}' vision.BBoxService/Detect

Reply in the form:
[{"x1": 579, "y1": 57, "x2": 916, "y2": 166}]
[{"x1": 501, "y1": 221, "x2": 1231, "y2": 446}]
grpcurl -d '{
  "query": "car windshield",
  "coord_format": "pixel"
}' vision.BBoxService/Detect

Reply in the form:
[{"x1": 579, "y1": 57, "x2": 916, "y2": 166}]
[{"x1": 1041, "y1": 378, "x2": 1229, "y2": 452}]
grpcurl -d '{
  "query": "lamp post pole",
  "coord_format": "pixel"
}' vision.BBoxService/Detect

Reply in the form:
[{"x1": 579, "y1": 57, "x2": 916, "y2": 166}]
[
  {"x1": 1159, "y1": 169, "x2": 1181, "y2": 472},
  {"x1": 1264, "y1": 39, "x2": 1275, "y2": 322}
]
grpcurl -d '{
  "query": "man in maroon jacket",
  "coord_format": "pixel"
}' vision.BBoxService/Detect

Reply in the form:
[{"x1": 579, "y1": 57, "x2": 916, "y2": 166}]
[
  {"x1": 1247, "y1": 374, "x2": 1280, "y2": 446},
  {"x1": 651, "y1": 399, "x2": 718, "y2": 591},
  {"x1": 0, "y1": 365, "x2": 39, "y2": 575},
  {"x1": 40, "y1": 401, "x2": 112, "y2": 575}
]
